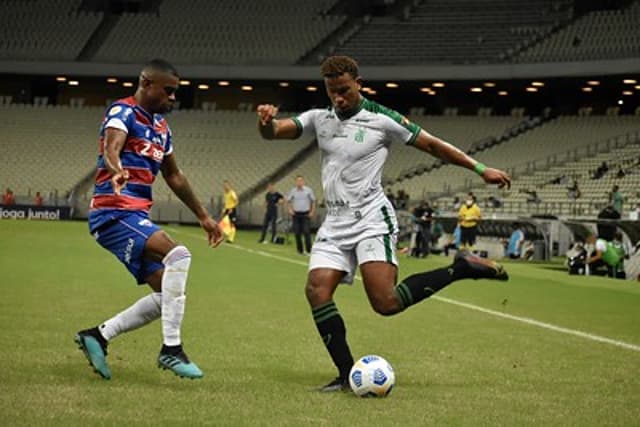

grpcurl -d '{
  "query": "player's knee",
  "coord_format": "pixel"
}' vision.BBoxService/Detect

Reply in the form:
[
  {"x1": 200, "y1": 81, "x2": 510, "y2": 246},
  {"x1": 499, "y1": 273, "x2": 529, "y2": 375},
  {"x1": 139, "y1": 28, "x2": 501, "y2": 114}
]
[
  {"x1": 305, "y1": 277, "x2": 330, "y2": 306},
  {"x1": 369, "y1": 294, "x2": 401, "y2": 316},
  {"x1": 163, "y1": 245, "x2": 192, "y2": 271}
]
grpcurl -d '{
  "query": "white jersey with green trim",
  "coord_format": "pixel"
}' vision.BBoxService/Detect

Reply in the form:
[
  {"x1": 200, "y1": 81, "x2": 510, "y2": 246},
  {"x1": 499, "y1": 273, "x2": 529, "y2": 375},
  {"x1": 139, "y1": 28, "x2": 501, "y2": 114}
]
[{"x1": 292, "y1": 97, "x2": 421, "y2": 247}]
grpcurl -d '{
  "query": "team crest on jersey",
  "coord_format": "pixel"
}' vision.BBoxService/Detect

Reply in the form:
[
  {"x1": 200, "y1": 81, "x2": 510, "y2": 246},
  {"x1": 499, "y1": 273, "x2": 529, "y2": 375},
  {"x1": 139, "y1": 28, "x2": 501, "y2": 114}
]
[
  {"x1": 138, "y1": 219, "x2": 153, "y2": 227},
  {"x1": 108, "y1": 106, "x2": 122, "y2": 116},
  {"x1": 354, "y1": 127, "x2": 366, "y2": 143}
]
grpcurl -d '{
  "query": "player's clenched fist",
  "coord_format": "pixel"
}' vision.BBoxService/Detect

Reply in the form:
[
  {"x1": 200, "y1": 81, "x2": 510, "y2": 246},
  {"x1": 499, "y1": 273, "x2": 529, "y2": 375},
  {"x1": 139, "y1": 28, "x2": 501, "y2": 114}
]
[
  {"x1": 111, "y1": 170, "x2": 130, "y2": 195},
  {"x1": 257, "y1": 104, "x2": 278, "y2": 125}
]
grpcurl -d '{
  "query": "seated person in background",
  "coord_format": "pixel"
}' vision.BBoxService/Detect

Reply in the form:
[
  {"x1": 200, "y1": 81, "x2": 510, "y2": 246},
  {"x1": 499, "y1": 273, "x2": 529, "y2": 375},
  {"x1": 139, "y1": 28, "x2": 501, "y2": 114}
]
[
  {"x1": 586, "y1": 232, "x2": 626, "y2": 279},
  {"x1": 567, "y1": 180, "x2": 581, "y2": 199},
  {"x1": 486, "y1": 195, "x2": 502, "y2": 208},
  {"x1": 525, "y1": 189, "x2": 541, "y2": 204},
  {"x1": 506, "y1": 223, "x2": 525, "y2": 259},
  {"x1": 591, "y1": 161, "x2": 608, "y2": 179}
]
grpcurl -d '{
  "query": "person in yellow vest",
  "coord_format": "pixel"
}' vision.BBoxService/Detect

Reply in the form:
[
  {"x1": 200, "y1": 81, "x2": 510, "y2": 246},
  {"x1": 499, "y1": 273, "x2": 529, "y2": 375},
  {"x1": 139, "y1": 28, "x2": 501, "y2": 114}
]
[
  {"x1": 458, "y1": 193, "x2": 481, "y2": 250},
  {"x1": 221, "y1": 180, "x2": 238, "y2": 243}
]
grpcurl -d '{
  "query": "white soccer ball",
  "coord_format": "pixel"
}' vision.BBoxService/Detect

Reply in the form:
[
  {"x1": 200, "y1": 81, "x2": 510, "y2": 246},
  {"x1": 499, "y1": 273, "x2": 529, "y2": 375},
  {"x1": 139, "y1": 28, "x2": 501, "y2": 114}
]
[{"x1": 349, "y1": 355, "x2": 395, "y2": 397}]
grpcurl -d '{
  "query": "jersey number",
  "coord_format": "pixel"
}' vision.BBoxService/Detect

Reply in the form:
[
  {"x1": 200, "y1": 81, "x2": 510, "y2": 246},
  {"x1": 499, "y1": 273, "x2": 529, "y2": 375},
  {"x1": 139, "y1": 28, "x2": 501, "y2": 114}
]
[{"x1": 140, "y1": 143, "x2": 164, "y2": 161}]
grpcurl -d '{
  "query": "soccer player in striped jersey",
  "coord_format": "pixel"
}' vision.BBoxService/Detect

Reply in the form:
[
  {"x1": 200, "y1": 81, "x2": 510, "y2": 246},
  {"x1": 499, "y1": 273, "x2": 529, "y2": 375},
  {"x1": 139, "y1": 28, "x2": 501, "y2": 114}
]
[
  {"x1": 75, "y1": 59, "x2": 223, "y2": 380},
  {"x1": 257, "y1": 55, "x2": 511, "y2": 391}
]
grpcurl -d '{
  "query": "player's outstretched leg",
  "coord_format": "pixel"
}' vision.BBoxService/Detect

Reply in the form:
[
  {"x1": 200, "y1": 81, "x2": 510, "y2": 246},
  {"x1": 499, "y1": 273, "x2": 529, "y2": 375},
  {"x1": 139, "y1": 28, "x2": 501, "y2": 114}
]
[
  {"x1": 75, "y1": 327, "x2": 111, "y2": 380},
  {"x1": 394, "y1": 250, "x2": 508, "y2": 311},
  {"x1": 157, "y1": 245, "x2": 203, "y2": 379}
]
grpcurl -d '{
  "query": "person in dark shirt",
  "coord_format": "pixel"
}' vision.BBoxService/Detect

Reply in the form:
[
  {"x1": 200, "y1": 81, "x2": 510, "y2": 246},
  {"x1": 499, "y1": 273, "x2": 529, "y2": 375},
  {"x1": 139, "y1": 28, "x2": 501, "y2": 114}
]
[
  {"x1": 417, "y1": 201, "x2": 434, "y2": 257},
  {"x1": 597, "y1": 204, "x2": 621, "y2": 241},
  {"x1": 259, "y1": 183, "x2": 284, "y2": 243}
]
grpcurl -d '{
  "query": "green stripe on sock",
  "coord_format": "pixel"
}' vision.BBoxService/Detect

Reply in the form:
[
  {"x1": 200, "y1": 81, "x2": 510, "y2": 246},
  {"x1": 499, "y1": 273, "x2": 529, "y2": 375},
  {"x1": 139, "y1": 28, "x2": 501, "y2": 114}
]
[
  {"x1": 312, "y1": 302, "x2": 336, "y2": 317},
  {"x1": 313, "y1": 302, "x2": 339, "y2": 323},
  {"x1": 314, "y1": 309, "x2": 339, "y2": 324},
  {"x1": 395, "y1": 282, "x2": 413, "y2": 307},
  {"x1": 399, "y1": 282, "x2": 413, "y2": 305}
]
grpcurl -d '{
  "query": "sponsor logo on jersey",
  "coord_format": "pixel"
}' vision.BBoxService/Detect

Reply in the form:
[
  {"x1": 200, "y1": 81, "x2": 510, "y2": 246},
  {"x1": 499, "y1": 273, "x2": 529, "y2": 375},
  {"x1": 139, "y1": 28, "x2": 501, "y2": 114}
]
[
  {"x1": 138, "y1": 219, "x2": 153, "y2": 227},
  {"x1": 108, "y1": 106, "x2": 122, "y2": 116}
]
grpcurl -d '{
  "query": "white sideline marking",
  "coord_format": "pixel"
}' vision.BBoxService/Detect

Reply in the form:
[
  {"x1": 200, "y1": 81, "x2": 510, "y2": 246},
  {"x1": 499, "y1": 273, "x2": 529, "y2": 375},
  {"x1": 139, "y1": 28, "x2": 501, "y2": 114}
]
[
  {"x1": 432, "y1": 296, "x2": 640, "y2": 352},
  {"x1": 169, "y1": 227, "x2": 640, "y2": 353}
]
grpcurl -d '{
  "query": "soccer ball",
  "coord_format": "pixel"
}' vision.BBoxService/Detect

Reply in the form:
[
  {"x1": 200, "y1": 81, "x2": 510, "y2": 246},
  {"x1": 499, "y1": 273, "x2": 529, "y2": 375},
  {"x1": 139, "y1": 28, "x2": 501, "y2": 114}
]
[{"x1": 348, "y1": 355, "x2": 395, "y2": 397}]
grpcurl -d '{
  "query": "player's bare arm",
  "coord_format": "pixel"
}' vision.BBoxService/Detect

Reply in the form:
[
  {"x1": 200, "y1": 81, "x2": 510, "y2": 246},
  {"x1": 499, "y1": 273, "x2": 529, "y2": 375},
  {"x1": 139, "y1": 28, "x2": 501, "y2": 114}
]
[
  {"x1": 161, "y1": 154, "x2": 223, "y2": 247},
  {"x1": 103, "y1": 128, "x2": 130, "y2": 195},
  {"x1": 413, "y1": 129, "x2": 511, "y2": 189},
  {"x1": 257, "y1": 104, "x2": 300, "y2": 139}
]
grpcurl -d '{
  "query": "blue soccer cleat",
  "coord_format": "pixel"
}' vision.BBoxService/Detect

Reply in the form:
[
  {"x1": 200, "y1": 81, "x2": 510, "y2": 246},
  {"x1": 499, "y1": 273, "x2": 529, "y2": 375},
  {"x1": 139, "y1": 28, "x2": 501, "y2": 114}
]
[
  {"x1": 75, "y1": 328, "x2": 111, "y2": 380},
  {"x1": 158, "y1": 346, "x2": 203, "y2": 379}
]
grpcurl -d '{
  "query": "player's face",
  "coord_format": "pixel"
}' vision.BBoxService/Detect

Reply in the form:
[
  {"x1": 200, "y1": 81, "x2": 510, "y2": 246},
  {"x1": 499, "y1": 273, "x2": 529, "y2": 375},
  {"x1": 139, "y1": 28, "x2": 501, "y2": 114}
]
[
  {"x1": 296, "y1": 177, "x2": 304, "y2": 188},
  {"x1": 324, "y1": 73, "x2": 362, "y2": 113},
  {"x1": 143, "y1": 72, "x2": 179, "y2": 114}
]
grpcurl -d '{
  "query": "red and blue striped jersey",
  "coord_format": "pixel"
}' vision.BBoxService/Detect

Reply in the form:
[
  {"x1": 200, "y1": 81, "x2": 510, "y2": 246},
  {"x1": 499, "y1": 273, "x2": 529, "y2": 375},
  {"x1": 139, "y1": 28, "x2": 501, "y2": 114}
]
[{"x1": 89, "y1": 96, "x2": 173, "y2": 231}]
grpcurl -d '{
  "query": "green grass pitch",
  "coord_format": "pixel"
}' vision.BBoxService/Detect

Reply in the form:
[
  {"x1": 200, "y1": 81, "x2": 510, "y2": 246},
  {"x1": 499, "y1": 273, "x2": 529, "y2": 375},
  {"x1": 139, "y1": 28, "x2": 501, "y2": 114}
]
[{"x1": 0, "y1": 220, "x2": 639, "y2": 426}]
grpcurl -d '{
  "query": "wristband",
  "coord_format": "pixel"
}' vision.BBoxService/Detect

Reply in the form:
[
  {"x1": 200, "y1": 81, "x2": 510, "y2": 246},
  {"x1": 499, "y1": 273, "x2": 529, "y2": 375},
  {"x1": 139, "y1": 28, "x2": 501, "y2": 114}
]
[{"x1": 474, "y1": 162, "x2": 487, "y2": 176}]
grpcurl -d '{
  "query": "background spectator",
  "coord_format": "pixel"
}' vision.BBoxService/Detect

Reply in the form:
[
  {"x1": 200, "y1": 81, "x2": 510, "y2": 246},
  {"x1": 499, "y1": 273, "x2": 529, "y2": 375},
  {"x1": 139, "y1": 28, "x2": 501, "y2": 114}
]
[{"x1": 3, "y1": 188, "x2": 15, "y2": 205}]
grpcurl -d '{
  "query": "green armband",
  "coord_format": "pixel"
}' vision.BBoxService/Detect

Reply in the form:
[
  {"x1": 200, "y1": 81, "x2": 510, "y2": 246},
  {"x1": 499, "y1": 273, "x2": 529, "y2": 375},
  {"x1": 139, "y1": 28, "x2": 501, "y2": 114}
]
[{"x1": 474, "y1": 162, "x2": 487, "y2": 176}]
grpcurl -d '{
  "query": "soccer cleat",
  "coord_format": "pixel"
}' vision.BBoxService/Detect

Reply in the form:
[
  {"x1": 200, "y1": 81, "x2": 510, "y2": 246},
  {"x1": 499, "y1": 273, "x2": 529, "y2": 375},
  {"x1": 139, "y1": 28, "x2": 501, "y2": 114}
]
[
  {"x1": 74, "y1": 328, "x2": 111, "y2": 380},
  {"x1": 318, "y1": 377, "x2": 350, "y2": 392},
  {"x1": 157, "y1": 346, "x2": 203, "y2": 379},
  {"x1": 454, "y1": 250, "x2": 509, "y2": 281}
]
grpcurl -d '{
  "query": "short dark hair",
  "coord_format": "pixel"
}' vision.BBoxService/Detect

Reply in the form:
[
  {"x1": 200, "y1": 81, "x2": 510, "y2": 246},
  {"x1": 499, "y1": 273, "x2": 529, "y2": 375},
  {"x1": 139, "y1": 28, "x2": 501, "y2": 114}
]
[
  {"x1": 143, "y1": 58, "x2": 179, "y2": 77},
  {"x1": 320, "y1": 55, "x2": 359, "y2": 79}
]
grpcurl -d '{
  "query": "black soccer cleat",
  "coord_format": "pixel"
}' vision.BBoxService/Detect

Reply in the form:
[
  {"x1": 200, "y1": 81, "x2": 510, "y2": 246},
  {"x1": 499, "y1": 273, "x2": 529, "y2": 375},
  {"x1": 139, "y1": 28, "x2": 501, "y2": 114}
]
[
  {"x1": 454, "y1": 250, "x2": 509, "y2": 281},
  {"x1": 74, "y1": 327, "x2": 111, "y2": 380},
  {"x1": 318, "y1": 377, "x2": 350, "y2": 392}
]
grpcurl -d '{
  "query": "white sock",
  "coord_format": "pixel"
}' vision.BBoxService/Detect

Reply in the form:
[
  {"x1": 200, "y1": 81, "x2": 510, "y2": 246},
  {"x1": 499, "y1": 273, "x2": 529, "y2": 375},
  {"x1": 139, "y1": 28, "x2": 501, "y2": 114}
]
[
  {"x1": 99, "y1": 293, "x2": 162, "y2": 341},
  {"x1": 161, "y1": 245, "x2": 191, "y2": 347}
]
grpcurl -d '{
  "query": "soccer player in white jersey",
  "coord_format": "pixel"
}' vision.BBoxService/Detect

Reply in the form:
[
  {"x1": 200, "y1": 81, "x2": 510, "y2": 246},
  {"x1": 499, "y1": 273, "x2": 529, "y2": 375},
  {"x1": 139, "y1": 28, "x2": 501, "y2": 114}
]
[{"x1": 257, "y1": 55, "x2": 511, "y2": 391}]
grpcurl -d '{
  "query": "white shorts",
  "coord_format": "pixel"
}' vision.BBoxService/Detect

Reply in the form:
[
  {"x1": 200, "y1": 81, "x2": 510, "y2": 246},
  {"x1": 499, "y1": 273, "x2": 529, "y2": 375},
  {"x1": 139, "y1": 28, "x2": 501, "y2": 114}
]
[{"x1": 309, "y1": 234, "x2": 398, "y2": 284}]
